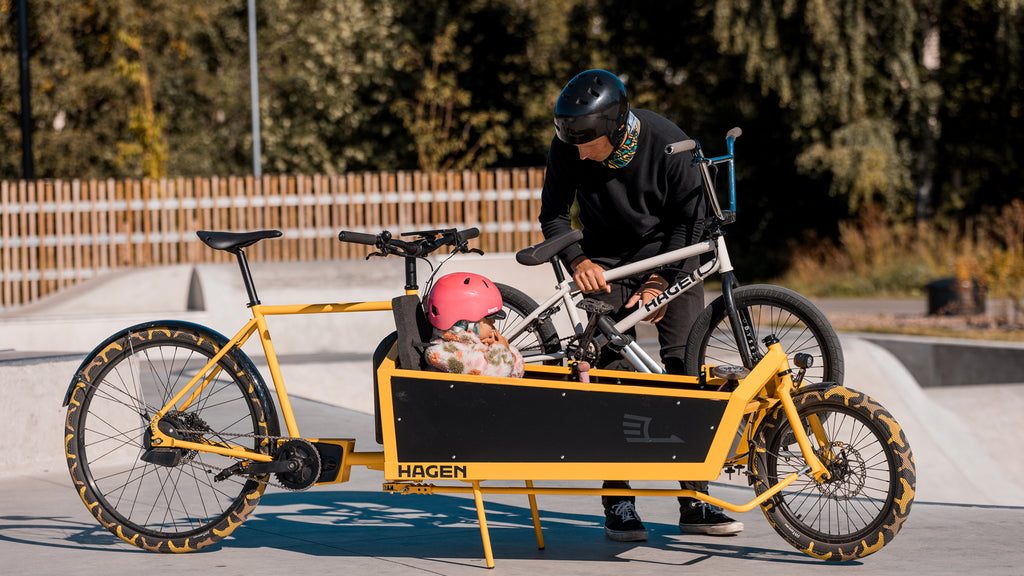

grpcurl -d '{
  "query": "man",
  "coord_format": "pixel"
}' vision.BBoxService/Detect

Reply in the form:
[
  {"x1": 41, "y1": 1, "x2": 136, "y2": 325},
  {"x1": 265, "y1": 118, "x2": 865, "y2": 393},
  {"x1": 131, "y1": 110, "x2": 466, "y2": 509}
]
[{"x1": 538, "y1": 69, "x2": 744, "y2": 542}]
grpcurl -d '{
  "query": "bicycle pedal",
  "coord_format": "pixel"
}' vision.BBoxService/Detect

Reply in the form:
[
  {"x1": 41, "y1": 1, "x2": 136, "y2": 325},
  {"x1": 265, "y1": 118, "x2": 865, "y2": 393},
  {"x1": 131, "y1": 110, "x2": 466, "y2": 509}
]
[
  {"x1": 577, "y1": 298, "x2": 614, "y2": 314},
  {"x1": 711, "y1": 365, "x2": 750, "y2": 380}
]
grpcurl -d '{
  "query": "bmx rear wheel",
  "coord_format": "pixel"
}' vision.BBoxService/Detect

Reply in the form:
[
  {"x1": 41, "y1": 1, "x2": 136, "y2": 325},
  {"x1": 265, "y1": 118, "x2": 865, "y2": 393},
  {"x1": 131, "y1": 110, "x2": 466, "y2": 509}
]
[
  {"x1": 64, "y1": 324, "x2": 277, "y2": 552},
  {"x1": 495, "y1": 283, "x2": 562, "y2": 364},
  {"x1": 750, "y1": 386, "x2": 916, "y2": 561}
]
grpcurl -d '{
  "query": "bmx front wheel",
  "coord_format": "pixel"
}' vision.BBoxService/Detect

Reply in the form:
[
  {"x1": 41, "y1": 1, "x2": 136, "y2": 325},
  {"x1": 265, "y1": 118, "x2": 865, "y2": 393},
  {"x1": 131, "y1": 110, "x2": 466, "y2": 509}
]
[
  {"x1": 750, "y1": 386, "x2": 916, "y2": 561},
  {"x1": 684, "y1": 284, "x2": 844, "y2": 386},
  {"x1": 64, "y1": 323, "x2": 278, "y2": 552}
]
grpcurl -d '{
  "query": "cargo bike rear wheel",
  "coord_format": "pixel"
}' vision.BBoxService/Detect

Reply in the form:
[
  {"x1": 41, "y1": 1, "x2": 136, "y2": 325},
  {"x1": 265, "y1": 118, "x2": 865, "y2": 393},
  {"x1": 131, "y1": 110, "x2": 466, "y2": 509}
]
[{"x1": 64, "y1": 323, "x2": 278, "y2": 552}]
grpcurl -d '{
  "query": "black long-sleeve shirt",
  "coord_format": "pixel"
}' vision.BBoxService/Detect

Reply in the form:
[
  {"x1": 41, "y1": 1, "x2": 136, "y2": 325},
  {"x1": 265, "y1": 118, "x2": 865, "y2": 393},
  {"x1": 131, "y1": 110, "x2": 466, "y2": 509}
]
[{"x1": 538, "y1": 109, "x2": 706, "y2": 283}]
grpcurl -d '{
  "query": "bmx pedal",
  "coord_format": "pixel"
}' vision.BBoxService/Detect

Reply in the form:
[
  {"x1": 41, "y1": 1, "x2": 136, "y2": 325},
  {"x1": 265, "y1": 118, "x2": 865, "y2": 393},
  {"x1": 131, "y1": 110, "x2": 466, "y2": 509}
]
[{"x1": 711, "y1": 365, "x2": 750, "y2": 381}]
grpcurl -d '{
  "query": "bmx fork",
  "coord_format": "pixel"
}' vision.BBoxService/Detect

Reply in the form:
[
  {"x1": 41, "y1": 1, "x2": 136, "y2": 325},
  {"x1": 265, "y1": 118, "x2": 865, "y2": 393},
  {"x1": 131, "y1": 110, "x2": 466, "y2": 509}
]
[{"x1": 721, "y1": 271, "x2": 759, "y2": 368}]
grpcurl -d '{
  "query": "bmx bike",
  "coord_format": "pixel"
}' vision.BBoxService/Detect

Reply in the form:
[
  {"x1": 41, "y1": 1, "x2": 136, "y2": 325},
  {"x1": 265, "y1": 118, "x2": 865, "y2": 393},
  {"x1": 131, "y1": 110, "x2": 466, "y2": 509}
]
[{"x1": 489, "y1": 128, "x2": 844, "y2": 391}]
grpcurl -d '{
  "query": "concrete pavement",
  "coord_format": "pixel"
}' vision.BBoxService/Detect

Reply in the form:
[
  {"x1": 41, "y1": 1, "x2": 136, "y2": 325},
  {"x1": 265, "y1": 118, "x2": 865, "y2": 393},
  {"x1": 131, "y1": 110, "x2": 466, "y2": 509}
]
[{"x1": 2, "y1": 396, "x2": 1021, "y2": 576}]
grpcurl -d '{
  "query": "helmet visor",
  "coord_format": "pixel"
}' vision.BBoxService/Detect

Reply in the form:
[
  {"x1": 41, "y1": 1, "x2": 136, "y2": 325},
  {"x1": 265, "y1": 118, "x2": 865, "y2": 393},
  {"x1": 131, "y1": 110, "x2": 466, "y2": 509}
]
[{"x1": 554, "y1": 114, "x2": 606, "y2": 145}]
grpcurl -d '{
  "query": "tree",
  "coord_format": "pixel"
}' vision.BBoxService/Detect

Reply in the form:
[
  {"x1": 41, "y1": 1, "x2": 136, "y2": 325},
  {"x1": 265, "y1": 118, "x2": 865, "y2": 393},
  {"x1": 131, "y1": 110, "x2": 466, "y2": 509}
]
[
  {"x1": 712, "y1": 0, "x2": 923, "y2": 217},
  {"x1": 1, "y1": 2, "x2": 137, "y2": 178},
  {"x1": 114, "y1": 23, "x2": 168, "y2": 178},
  {"x1": 392, "y1": 19, "x2": 510, "y2": 171},
  {"x1": 1, "y1": 0, "x2": 1019, "y2": 236},
  {"x1": 255, "y1": 0, "x2": 405, "y2": 174},
  {"x1": 0, "y1": 2, "x2": 256, "y2": 179},
  {"x1": 933, "y1": 1, "x2": 1024, "y2": 218},
  {"x1": 389, "y1": 0, "x2": 513, "y2": 170}
]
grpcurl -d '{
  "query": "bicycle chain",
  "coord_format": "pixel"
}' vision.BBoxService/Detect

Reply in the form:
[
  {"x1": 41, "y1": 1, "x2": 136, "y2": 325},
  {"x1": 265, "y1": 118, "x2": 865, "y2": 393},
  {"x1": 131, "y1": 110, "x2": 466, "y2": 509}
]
[{"x1": 174, "y1": 427, "x2": 310, "y2": 492}]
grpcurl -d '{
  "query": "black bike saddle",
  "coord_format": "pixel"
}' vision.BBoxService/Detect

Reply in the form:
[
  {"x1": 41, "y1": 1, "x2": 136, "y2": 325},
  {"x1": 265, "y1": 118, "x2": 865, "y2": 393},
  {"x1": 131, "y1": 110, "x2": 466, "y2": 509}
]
[
  {"x1": 197, "y1": 230, "x2": 282, "y2": 252},
  {"x1": 515, "y1": 229, "x2": 584, "y2": 266}
]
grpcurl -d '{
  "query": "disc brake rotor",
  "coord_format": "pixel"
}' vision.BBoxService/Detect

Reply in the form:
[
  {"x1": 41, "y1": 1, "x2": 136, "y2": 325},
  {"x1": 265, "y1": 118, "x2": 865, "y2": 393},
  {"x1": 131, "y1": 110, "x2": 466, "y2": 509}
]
[{"x1": 816, "y1": 441, "x2": 866, "y2": 501}]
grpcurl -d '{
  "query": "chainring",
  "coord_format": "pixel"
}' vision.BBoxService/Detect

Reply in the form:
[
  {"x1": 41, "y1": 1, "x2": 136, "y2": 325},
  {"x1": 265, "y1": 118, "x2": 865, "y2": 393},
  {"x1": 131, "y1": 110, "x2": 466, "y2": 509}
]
[
  {"x1": 274, "y1": 438, "x2": 322, "y2": 491},
  {"x1": 565, "y1": 334, "x2": 601, "y2": 365}
]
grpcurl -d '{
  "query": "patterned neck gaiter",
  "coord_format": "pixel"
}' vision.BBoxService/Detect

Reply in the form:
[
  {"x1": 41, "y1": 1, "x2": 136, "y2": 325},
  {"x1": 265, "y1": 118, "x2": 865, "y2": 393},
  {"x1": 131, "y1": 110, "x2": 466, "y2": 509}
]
[{"x1": 602, "y1": 112, "x2": 640, "y2": 169}]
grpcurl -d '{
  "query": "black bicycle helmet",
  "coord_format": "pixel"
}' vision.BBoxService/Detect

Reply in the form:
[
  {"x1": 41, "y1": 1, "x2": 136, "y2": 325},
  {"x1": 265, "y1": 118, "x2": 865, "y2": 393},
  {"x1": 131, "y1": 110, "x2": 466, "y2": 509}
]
[{"x1": 554, "y1": 69, "x2": 630, "y2": 146}]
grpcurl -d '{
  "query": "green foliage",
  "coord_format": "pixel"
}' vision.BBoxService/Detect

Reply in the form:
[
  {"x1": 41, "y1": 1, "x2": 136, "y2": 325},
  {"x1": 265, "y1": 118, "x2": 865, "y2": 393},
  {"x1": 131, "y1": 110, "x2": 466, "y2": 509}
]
[
  {"x1": 257, "y1": 0, "x2": 403, "y2": 173},
  {"x1": 392, "y1": 19, "x2": 510, "y2": 170},
  {"x1": 388, "y1": 0, "x2": 589, "y2": 169},
  {"x1": 711, "y1": 0, "x2": 922, "y2": 215},
  {"x1": 115, "y1": 27, "x2": 168, "y2": 178},
  {"x1": 933, "y1": 1, "x2": 1024, "y2": 215},
  {"x1": 795, "y1": 118, "x2": 915, "y2": 215},
  {"x1": 0, "y1": 0, "x2": 1020, "y2": 288},
  {"x1": 1, "y1": 1, "x2": 137, "y2": 177}
]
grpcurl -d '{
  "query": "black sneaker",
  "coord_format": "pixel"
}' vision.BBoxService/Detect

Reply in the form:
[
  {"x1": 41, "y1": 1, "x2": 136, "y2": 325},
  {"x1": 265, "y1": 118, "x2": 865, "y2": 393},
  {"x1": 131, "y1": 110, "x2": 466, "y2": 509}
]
[
  {"x1": 679, "y1": 501, "x2": 744, "y2": 535},
  {"x1": 604, "y1": 500, "x2": 649, "y2": 541}
]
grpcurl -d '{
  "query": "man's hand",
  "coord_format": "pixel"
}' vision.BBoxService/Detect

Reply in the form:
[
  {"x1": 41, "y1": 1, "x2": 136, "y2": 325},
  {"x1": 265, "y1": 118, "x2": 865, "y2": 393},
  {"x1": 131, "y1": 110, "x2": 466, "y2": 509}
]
[
  {"x1": 625, "y1": 274, "x2": 670, "y2": 322},
  {"x1": 572, "y1": 257, "x2": 610, "y2": 294}
]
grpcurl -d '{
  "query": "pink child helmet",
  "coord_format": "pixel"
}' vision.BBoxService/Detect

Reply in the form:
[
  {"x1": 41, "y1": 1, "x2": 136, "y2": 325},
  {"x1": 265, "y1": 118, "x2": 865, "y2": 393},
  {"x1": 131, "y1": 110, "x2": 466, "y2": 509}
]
[{"x1": 426, "y1": 272, "x2": 505, "y2": 330}]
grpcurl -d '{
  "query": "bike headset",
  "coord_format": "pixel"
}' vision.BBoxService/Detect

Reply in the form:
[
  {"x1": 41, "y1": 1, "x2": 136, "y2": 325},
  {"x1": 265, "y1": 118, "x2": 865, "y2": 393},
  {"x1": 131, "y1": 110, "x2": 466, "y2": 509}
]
[
  {"x1": 426, "y1": 272, "x2": 507, "y2": 331},
  {"x1": 553, "y1": 69, "x2": 630, "y2": 148}
]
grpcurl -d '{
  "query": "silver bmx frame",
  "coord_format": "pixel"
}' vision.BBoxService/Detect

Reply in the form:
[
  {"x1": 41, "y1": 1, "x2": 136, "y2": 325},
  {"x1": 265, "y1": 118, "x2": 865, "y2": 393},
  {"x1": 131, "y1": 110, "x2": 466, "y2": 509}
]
[{"x1": 501, "y1": 235, "x2": 733, "y2": 373}]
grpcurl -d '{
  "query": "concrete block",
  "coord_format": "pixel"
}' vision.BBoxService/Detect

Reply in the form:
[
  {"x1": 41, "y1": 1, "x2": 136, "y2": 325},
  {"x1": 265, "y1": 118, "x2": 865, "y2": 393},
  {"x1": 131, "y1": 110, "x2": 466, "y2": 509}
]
[{"x1": 0, "y1": 354, "x2": 83, "y2": 478}]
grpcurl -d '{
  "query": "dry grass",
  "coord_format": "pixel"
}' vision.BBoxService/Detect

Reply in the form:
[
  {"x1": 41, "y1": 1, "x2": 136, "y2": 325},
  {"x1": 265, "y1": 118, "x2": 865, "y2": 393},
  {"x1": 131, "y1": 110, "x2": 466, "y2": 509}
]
[
  {"x1": 828, "y1": 311, "x2": 1024, "y2": 342},
  {"x1": 779, "y1": 200, "x2": 1024, "y2": 340}
]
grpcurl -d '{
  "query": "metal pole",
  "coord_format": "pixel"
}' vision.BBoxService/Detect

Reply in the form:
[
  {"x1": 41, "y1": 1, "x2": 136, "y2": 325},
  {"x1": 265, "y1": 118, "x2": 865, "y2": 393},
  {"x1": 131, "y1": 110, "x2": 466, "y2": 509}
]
[
  {"x1": 17, "y1": 0, "x2": 34, "y2": 179},
  {"x1": 247, "y1": 0, "x2": 262, "y2": 179}
]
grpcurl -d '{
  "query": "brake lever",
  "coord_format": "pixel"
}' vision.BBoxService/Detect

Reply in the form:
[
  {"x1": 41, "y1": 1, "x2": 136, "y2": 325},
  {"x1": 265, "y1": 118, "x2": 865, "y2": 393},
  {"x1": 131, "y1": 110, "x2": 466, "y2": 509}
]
[{"x1": 451, "y1": 234, "x2": 483, "y2": 256}]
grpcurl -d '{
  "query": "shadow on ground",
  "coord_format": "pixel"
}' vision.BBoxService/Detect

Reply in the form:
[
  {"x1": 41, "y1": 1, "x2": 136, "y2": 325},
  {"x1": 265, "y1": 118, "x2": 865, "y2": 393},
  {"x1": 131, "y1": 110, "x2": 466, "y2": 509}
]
[{"x1": 0, "y1": 488, "x2": 825, "y2": 571}]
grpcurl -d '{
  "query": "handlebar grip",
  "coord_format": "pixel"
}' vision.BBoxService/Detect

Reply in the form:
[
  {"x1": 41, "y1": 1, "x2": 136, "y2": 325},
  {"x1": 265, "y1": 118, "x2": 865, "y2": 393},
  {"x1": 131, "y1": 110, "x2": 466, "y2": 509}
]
[
  {"x1": 665, "y1": 139, "x2": 698, "y2": 155},
  {"x1": 337, "y1": 230, "x2": 379, "y2": 245},
  {"x1": 727, "y1": 127, "x2": 743, "y2": 140},
  {"x1": 457, "y1": 227, "x2": 480, "y2": 241}
]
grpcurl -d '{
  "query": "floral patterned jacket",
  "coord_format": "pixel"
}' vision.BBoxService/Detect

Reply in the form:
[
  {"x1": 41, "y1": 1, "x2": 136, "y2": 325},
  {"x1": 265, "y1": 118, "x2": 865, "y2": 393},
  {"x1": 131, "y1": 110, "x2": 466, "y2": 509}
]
[{"x1": 424, "y1": 325, "x2": 525, "y2": 378}]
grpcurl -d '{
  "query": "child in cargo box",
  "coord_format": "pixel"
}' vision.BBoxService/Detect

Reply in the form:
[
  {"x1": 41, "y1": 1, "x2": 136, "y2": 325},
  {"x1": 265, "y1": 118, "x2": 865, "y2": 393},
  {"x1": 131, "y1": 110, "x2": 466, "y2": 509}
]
[{"x1": 423, "y1": 272, "x2": 524, "y2": 378}]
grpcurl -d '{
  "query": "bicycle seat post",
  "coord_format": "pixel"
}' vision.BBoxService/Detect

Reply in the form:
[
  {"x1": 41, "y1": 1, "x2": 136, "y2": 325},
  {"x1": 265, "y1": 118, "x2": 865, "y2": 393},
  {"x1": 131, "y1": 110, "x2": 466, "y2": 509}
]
[
  {"x1": 549, "y1": 256, "x2": 567, "y2": 284},
  {"x1": 231, "y1": 248, "x2": 262, "y2": 307}
]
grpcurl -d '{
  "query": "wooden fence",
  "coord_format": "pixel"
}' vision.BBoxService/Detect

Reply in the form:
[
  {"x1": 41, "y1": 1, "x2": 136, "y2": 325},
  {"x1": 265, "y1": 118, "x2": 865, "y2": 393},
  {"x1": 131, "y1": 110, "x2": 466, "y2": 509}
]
[{"x1": 0, "y1": 168, "x2": 547, "y2": 311}]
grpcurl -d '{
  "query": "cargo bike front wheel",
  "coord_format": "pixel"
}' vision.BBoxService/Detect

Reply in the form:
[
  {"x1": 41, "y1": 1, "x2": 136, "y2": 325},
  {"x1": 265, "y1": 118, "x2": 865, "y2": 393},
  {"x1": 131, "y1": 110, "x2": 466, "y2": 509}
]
[{"x1": 750, "y1": 386, "x2": 916, "y2": 561}]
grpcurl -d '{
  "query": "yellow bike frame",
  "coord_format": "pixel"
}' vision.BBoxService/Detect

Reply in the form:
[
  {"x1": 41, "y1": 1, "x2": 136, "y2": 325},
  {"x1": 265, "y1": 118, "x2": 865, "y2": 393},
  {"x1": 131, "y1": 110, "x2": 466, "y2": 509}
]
[
  {"x1": 144, "y1": 302, "x2": 830, "y2": 569},
  {"x1": 146, "y1": 301, "x2": 393, "y2": 462}
]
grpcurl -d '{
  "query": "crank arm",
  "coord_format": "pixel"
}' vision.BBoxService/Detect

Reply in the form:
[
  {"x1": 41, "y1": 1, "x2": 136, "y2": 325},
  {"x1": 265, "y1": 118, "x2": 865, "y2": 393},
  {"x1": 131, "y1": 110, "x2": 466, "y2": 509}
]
[{"x1": 214, "y1": 458, "x2": 299, "y2": 482}]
